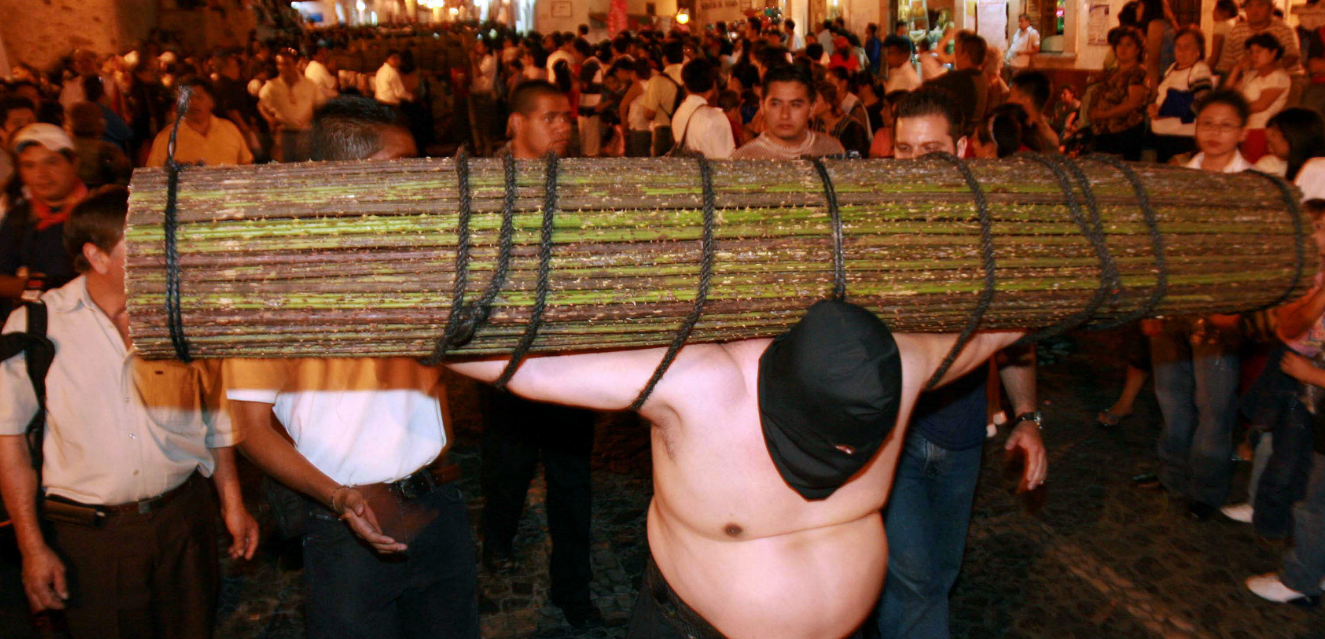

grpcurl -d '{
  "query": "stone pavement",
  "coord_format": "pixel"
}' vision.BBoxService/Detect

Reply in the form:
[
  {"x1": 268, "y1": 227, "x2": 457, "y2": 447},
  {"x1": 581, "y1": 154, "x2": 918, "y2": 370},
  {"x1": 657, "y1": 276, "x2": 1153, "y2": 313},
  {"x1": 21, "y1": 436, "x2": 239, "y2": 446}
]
[{"x1": 2, "y1": 331, "x2": 1324, "y2": 639}]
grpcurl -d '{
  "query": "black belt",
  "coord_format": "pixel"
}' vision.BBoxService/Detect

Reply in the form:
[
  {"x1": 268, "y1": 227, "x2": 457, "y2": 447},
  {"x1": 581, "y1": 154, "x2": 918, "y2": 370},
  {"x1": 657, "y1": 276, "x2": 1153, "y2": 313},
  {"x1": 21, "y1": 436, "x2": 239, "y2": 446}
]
[
  {"x1": 46, "y1": 471, "x2": 200, "y2": 518},
  {"x1": 384, "y1": 457, "x2": 461, "y2": 502}
]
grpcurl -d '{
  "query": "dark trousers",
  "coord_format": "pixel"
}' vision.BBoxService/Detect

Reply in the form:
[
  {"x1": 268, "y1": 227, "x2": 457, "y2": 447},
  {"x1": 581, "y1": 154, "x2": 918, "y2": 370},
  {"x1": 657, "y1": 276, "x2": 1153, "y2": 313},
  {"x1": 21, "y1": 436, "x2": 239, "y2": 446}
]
[
  {"x1": 1150, "y1": 133, "x2": 1195, "y2": 164},
  {"x1": 651, "y1": 126, "x2": 674, "y2": 157},
  {"x1": 46, "y1": 474, "x2": 218, "y2": 639},
  {"x1": 626, "y1": 130, "x2": 653, "y2": 158},
  {"x1": 1094, "y1": 122, "x2": 1146, "y2": 161},
  {"x1": 302, "y1": 482, "x2": 479, "y2": 639},
  {"x1": 1246, "y1": 345, "x2": 1318, "y2": 539},
  {"x1": 480, "y1": 387, "x2": 595, "y2": 605}
]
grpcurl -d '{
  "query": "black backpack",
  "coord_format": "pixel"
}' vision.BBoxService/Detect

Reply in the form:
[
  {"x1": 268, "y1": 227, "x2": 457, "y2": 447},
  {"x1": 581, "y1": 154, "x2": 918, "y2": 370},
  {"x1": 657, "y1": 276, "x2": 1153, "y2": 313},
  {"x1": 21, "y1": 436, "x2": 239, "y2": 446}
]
[{"x1": 0, "y1": 302, "x2": 54, "y2": 525}]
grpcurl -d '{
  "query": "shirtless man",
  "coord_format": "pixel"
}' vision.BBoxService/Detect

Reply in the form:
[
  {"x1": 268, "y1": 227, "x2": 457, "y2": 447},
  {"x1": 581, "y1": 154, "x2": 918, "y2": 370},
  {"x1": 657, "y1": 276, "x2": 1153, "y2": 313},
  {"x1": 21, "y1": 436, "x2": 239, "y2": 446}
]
[{"x1": 448, "y1": 300, "x2": 1026, "y2": 639}]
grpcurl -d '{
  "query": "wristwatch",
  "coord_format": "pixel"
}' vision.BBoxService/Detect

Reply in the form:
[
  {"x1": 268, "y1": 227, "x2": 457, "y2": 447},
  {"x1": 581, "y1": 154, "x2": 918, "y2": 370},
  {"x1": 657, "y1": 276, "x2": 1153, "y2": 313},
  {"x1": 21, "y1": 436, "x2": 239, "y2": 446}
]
[{"x1": 1011, "y1": 411, "x2": 1042, "y2": 430}]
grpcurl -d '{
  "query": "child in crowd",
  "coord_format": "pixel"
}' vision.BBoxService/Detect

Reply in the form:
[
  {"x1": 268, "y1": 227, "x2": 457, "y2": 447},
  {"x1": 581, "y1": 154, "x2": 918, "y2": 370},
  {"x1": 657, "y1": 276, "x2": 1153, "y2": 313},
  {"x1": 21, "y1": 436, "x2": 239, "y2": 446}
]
[
  {"x1": 1183, "y1": 89, "x2": 1253, "y2": 171},
  {"x1": 1245, "y1": 199, "x2": 1325, "y2": 608},
  {"x1": 1225, "y1": 33, "x2": 1291, "y2": 162}
]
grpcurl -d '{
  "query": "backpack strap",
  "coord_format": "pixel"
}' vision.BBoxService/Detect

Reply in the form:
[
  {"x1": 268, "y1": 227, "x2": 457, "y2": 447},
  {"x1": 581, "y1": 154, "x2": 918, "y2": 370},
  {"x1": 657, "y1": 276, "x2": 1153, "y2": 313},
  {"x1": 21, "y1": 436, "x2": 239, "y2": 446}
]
[{"x1": 0, "y1": 301, "x2": 54, "y2": 473}]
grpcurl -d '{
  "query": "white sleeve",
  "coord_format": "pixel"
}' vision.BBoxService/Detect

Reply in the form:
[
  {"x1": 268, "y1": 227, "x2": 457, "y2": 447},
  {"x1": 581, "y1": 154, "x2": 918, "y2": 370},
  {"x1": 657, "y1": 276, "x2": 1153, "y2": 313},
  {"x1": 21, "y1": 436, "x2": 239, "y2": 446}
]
[
  {"x1": 700, "y1": 108, "x2": 735, "y2": 159},
  {"x1": 0, "y1": 307, "x2": 39, "y2": 437}
]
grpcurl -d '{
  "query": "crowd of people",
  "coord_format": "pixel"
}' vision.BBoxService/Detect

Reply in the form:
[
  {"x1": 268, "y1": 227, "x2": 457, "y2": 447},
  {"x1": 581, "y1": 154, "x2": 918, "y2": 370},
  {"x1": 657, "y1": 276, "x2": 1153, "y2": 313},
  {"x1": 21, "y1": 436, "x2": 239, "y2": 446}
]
[{"x1": 1, "y1": 0, "x2": 1325, "y2": 638}]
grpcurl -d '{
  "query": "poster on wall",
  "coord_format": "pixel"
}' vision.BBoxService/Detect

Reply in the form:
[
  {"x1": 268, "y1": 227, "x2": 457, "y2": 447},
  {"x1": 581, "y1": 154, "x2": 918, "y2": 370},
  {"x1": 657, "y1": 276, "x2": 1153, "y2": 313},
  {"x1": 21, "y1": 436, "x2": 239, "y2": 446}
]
[
  {"x1": 1088, "y1": 3, "x2": 1110, "y2": 44},
  {"x1": 551, "y1": 0, "x2": 572, "y2": 18}
]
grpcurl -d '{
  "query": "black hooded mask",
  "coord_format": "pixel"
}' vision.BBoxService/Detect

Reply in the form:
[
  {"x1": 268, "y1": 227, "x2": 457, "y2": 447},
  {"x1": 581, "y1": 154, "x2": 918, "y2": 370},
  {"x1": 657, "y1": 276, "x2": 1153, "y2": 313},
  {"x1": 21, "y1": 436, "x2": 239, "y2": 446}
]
[{"x1": 758, "y1": 300, "x2": 904, "y2": 500}]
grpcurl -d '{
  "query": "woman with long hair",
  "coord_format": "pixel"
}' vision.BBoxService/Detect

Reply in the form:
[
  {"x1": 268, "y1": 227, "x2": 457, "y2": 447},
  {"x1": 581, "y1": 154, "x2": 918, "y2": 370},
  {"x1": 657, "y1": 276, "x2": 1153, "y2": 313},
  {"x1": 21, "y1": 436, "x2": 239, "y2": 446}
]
[{"x1": 1256, "y1": 108, "x2": 1325, "y2": 180}]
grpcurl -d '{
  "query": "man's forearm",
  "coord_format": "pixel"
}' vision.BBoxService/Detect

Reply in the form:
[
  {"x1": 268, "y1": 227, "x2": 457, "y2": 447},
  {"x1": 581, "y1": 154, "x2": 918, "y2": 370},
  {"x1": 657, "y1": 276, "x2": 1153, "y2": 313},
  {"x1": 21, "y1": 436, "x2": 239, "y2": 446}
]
[
  {"x1": 210, "y1": 446, "x2": 245, "y2": 513},
  {"x1": 0, "y1": 435, "x2": 47, "y2": 555},
  {"x1": 231, "y1": 401, "x2": 341, "y2": 508},
  {"x1": 998, "y1": 345, "x2": 1038, "y2": 415}
]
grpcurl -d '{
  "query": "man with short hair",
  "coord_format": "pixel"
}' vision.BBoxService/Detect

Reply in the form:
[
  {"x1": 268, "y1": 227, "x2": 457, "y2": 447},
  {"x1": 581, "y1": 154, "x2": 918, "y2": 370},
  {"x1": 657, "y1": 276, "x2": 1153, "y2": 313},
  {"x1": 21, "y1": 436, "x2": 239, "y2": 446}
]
[
  {"x1": 0, "y1": 125, "x2": 87, "y2": 303},
  {"x1": 818, "y1": 20, "x2": 837, "y2": 55},
  {"x1": 923, "y1": 31, "x2": 990, "y2": 134},
  {"x1": 0, "y1": 97, "x2": 37, "y2": 190},
  {"x1": 147, "y1": 78, "x2": 252, "y2": 167},
  {"x1": 641, "y1": 46, "x2": 684, "y2": 156},
  {"x1": 1005, "y1": 14, "x2": 1041, "y2": 70},
  {"x1": 483, "y1": 80, "x2": 603, "y2": 628},
  {"x1": 374, "y1": 50, "x2": 414, "y2": 107},
  {"x1": 259, "y1": 49, "x2": 323, "y2": 162},
  {"x1": 575, "y1": 39, "x2": 606, "y2": 157},
  {"x1": 883, "y1": 35, "x2": 922, "y2": 94},
  {"x1": 733, "y1": 64, "x2": 845, "y2": 159},
  {"x1": 784, "y1": 19, "x2": 805, "y2": 51},
  {"x1": 0, "y1": 185, "x2": 259, "y2": 638},
  {"x1": 874, "y1": 88, "x2": 1044, "y2": 639},
  {"x1": 1218, "y1": 0, "x2": 1302, "y2": 75},
  {"x1": 669, "y1": 58, "x2": 736, "y2": 158},
  {"x1": 225, "y1": 97, "x2": 477, "y2": 639},
  {"x1": 1007, "y1": 70, "x2": 1060, "y2": 149},
  {"x1": 305, "y1": 45, "x2": 339, "y2": 102}
]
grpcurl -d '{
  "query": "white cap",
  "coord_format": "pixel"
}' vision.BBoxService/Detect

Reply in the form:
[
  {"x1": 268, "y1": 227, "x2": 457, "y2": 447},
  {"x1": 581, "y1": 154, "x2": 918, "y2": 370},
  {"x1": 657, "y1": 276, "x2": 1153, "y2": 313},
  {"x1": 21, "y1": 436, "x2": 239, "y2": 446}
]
[{"x1": 11, "y1": 123, "x2": 75, "y2": 155}]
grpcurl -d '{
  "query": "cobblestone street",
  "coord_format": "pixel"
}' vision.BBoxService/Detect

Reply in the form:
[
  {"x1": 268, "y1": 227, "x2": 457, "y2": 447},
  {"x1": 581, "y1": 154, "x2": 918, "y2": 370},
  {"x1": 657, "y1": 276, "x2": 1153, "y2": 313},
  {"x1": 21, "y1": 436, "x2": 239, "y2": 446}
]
[{"x1": 3, "y1": 331, "x2": 1324, "y2": 638}]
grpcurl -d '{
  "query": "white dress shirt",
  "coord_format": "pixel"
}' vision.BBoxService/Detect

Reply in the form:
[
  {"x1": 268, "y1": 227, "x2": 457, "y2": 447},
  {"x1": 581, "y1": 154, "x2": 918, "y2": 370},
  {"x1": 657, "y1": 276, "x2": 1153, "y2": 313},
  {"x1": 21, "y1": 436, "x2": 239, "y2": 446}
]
[
  {"x1": 373, "y1": 62, "x2": 413, "y2": 106},
  {"x1": 1185, "y1": 151, "x2": 1254, "y2": 173},
  {"x1": 885, "y1": 62, "x2": 922, "y2": 93},
  {"x1": 0, "y1": 277, "x2": 232, "y2": 505},
  {"x1": 224, "y1": 358, "x2": 448, "y2": 486},
  {"x1": 670, "y1": 94, "x2": 735, "y2": 158}
]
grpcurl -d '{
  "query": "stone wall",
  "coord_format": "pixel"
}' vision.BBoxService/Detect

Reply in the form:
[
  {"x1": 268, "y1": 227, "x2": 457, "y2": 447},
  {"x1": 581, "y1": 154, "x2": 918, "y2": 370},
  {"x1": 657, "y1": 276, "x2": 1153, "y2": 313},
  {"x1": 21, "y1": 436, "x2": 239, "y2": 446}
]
[{"x1": 0, "y1": 0, "x2": 159, "y2": 70}]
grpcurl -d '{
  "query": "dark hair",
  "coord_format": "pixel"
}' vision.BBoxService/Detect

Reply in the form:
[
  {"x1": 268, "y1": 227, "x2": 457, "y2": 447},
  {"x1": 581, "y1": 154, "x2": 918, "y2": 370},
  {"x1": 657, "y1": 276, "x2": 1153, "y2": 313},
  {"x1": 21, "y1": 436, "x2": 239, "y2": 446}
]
[
  {"x1": 633, "y1": 57, "x2": 653, "y2": 78},
  {"x1": 957, "y1": 31, "x2": 987, "y2": 66},
  {"x1": 1267, "y1": 108, "x2": 1325, "y2": 181},
  {"x1": 897, "y1": 88, "x2": 964, "y2": 140},
  {"x1": 1214, "y1": 0, "x2": 1239, "y2": 16},
  {"x1": 64, "y1": 185, "x2": 129, "y2": 273},
  {"x1": 1305, "y1": 199, "x2": 1325, "y2": 220},
  {"x1": 1245, "y1": 33, "x2": 1285, "y2": 60},
  {"x1": 1118, "y1": 1, "x2": 1143, "y2": 27},
  {"x1": 81, "y1": 75, "x2": 104, "y2": 103},
  {"x1": 824, "y1": 20, "x2": 835, "y2": 30},
  {"x1": 883, "y1": 34, "x2": 913, "y2": 55},
  {"x1": 1196, "y1": 89, "x2": 1250, "y2": 125},
  {"x1": 1109, "y1": 26, "x2": 1146, "y2": 62},
  {"x1": 681, "y1": 58, "x2": 716, "y2": 94},
  {"x1": 573, "y1": 39, "x2": 593, "y2": 57},
  {"x1": 806, "y1": 42, "x2": 824, "y2": 60},
  {"x1": 36, "y1": 100, "x2": 64, "y2": 127},
  {"x1": 510, "y1": 79, "x2": 566, "y2": 116},
  {"x1": 717, "y1": 89, "x2": 742, "y2": 110},
  {"x1": 578, "y1": 24, "x2": 589, "y2": 35},
  {"x1": 749, "y1": 16, "x2": 763, "y2": 29},
  {"x1": 784, "y1": 19, "x2": 796, "y2": 30},
  {"x1": 69, "y1": 102, "x2": 103, "y2": 138},
  {"x1": 663, "y1": 41, "x2": 685, "y2": 64},
  {"x1": 551, "y1": 59, "x2": 573, "y2": 92},
  {"x1": 1010, "y1": 70, "x2": 1052, "y2": 110},
  {"x1": 762, "y1": 63, "x2": 817, "y2": 102},
  {"x1": 977, "y1": 104, "x2": 1036, "y2": 157},
  {"x1": 1174, "y1": 26, "x2": 1206, "y2": 59},
  {"x1": 755, "y1": 46, "x2": 791, "y2": 72},
  {"x1": 0, "y1": 96, "x2": 36, "y2": 127},
  {"x1": 176, "y1": 75, "x2": 213, "y2": 99},
  {"x1": 310, "y1": 96, "x2": 406, "y2": 162}
]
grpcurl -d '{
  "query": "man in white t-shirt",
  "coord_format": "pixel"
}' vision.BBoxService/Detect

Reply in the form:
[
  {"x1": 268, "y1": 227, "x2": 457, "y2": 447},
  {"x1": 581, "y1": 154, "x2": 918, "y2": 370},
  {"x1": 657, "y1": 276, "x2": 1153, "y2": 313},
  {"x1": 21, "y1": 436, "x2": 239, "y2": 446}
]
[
  {"x1": 225, "y1": 98, "x2": 478, "y2": 639},
  {"x1": 305, "y1": 46, "x2": 339, "y2": 102},
  {"x1": 373, "y1": 50, "x2": 414, "y2": 107},
  {"x1": 883, "y1": 35, "x2": 922, "y2": 94},
  {"x1": 669, "y1": 58, "x2": 735, "y2": 158},
  {"x1": 1005, "y1": 14, "x2": 1041, "y2": 70}
]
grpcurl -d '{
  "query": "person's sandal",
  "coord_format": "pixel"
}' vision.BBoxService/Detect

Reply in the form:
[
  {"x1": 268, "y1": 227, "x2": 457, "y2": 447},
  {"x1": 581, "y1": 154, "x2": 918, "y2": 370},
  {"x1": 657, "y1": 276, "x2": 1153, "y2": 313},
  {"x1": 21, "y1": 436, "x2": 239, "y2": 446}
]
[{"x1": 1097, "y1": 409, "x2": 1133, "y2": 428}]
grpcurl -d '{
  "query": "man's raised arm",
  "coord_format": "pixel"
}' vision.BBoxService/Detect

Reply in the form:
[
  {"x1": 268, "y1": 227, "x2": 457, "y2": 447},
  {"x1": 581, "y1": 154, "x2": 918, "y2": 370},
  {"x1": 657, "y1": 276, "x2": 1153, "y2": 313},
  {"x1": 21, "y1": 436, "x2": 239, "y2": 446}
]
[
  {"x1": 896, "y1": 330, "x2": 1028, "y2": 390},
  {"x1": 448, "y1": 345, "x2": 702, "y2": 417}
]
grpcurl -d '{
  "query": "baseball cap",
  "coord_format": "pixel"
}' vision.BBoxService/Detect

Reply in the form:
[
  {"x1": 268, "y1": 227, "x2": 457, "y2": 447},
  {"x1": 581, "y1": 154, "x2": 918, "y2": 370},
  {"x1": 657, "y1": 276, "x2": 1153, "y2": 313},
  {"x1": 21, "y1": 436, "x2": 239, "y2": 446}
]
[{"x1": 12, "y1": 123, "x2": 75, "y2": 154}]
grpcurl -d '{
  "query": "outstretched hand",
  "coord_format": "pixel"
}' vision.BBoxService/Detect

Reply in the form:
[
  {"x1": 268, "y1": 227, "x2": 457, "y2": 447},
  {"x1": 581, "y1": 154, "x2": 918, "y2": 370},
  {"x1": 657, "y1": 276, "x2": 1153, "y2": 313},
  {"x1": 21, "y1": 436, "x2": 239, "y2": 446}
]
[{"x1": 333, "y1": 488, "x2": 408, "y2": 554}]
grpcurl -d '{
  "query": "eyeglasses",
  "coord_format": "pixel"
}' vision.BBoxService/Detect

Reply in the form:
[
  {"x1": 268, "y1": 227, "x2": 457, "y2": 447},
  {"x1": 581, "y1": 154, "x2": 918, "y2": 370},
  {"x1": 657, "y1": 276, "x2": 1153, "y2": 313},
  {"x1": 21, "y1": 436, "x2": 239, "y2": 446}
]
[{"x1": 1195, "y1": 121, "x2": 1242, "y2": 133}]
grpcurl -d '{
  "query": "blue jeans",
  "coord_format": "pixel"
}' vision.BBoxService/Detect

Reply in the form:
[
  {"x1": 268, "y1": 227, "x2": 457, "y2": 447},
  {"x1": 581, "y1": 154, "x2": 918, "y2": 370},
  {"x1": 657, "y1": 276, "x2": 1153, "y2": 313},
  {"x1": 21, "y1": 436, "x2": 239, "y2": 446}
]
[
  {"x1": 1244, "y1": 346, "x2": 1318, "y2": 538},
  {"x1": 875, "y1": 432, "x2": 984, "y2": 639},
  {"x1": 302, "y1": 482, "x2": 479, "y2": 639},
  {"x1": 1150, "y1": 322, "x2": 1240, "y2": 507},
  {"x1": 1281, "y1": 452, "x2": 1325, "y2": 595}
]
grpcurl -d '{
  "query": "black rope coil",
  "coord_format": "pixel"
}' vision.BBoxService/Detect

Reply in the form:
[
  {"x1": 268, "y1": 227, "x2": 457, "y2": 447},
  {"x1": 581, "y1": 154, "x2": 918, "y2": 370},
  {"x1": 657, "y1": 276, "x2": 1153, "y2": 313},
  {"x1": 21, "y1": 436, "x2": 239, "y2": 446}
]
[
  {"x1": 924, "y1": 153, "x2": 997, "y2": 390},
  {"x1": 164, "y1": 86, "x2": 194, "y2": 362},
  {"x1": 1011, "y1": 153, "x2": 1121, "y2": 345},
  {"x1": 493, "y1": 152, "x2": 561, "y2": 390},
  {"x1": 420, "y1": 146, "x2": 475, "y2": 365},
  {"x1": 1083, "y1": 154, "x2": 1168, "y2": 329},
  {"x1": 810, "y1": 157, "x2": 848, "y2": 302},
  {"x1": 629, "y1": 155, "x2": 720, "y2": 410}
]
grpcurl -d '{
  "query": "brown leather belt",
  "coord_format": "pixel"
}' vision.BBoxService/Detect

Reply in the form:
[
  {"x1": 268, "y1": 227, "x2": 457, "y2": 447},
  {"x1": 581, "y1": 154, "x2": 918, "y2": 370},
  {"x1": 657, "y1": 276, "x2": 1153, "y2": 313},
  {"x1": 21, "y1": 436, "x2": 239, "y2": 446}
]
[{"x1": 47, "y1": 472, "x2": 199, "y2": 517}]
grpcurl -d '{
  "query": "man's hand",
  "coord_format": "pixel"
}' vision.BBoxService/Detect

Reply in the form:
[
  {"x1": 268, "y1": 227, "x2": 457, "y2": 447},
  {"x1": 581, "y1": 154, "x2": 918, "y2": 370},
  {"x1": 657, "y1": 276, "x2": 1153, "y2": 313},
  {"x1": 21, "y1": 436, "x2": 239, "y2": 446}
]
[
  {"x1": 222, "y1": 504, "x2": 260, "y2": 561},
  {"x1": 21, "y1": 545, "x2": 68, "y2": 611},
  {"x1": 333, "y1": 487, "x2": 407, "y2": 554},
  {"x1": 1281, "y1": 351, "x2": 1322, "y2": 385},
  {"x1": 1005, "y1": 420, "x2": 1047, "y2": 491}
]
